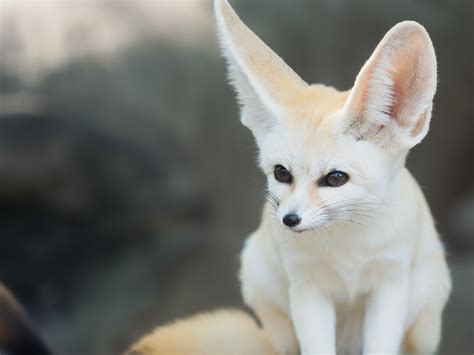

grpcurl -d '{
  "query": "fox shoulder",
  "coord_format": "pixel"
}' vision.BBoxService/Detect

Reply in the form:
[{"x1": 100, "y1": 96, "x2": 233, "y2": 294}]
[
  {"x1": 0, "y1": 283, "x2": 51, "y2": 355},
  {"x1": 125, "y1": 309, "x2": 276, "y2": 355}
]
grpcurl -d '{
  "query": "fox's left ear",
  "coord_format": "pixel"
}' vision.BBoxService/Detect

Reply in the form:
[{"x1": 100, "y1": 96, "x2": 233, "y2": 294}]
[{"x1": 342, "y1": 21, "x2": 437, "y2": 150}]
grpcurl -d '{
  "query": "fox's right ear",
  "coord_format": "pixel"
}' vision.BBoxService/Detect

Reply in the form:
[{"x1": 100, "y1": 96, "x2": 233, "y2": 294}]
[{"x1": 214, "y1": 0, "x2": 307, "y2": 138}]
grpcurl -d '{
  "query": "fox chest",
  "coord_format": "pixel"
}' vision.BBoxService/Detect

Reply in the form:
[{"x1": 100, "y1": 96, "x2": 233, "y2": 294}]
[{"x1": 281, "y1": 248, "x2": 404, "y2": 303}]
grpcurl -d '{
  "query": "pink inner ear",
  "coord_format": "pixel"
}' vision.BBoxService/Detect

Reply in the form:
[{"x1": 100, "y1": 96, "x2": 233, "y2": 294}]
[{"x1": 389, "y1": 35, "x2": 428, "y2": 128}]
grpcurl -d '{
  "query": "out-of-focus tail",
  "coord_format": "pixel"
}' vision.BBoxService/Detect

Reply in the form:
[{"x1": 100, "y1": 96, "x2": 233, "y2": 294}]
[
  {"x1": 0, "y1": 284, "x2": 51, "y2": 355},
  {"x1": 125, "y1": 309, "x2": 276, "y2": 355}
]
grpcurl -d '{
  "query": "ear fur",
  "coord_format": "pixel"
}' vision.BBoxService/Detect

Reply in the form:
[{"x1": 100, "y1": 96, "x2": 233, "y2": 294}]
[
  {"x1": 214, "y1": 0, "x2": 307, "y2": 137},
  {"x1": 343, "y1": 21, "x2": 437, "y2": 150}
]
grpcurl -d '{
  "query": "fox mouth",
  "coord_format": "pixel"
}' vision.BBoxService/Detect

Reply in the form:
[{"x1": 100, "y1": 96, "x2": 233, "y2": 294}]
[
  {"x1": 287, "y1": 225, "x2": 311, "y2": 233},
  {"x1": 282, "y1": 220, "x2": 326, "y2": 234},
  {"x1": 282, "y1": 215, "x2": 362, "y2": 234}
]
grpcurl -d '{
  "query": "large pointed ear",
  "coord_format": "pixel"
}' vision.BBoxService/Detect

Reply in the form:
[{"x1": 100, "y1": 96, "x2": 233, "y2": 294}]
[
  {"x1": 214, "y1": 0, "x2": 307, "y2": 137},
  {"x1": 342, "y1": 21, "x2": 437, "y2": 150}
]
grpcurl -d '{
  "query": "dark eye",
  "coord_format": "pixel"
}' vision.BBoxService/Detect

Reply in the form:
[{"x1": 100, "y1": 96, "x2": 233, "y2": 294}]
[
  {"x1": 322, "y1": 171, "x2": 349, "y2": 187},
  {"x1": 274, "y1": 165, "x2": 292, "y2": 184}
]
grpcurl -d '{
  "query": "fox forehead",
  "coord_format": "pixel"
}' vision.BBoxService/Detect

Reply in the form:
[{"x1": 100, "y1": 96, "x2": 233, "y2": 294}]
[
  {"x1": 263, "y1": 121, "x2": 373, "y2": 174},
  {"x1": 284, "y1": 84, "x2": 350, "y2": 130},
  {"x1": 262, "y1": 105, "x2": 385, "y2": 183}
]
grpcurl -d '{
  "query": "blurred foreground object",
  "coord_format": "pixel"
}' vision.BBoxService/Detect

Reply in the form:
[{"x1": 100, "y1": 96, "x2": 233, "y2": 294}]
[{"x1": 0, "y1": 283, "x2": 51, "y2": 355}]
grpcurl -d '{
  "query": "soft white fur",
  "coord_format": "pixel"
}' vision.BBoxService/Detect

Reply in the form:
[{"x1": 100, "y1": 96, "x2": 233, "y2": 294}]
[{"x1": 215, "y1": 1, "x2": 451, "y2": 354}]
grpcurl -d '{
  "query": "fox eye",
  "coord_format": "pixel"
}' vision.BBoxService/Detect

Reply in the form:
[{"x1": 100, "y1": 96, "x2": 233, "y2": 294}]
[
  {"x1": 321, "y1": 171, "x2": 349, "y2": 187},
  {"x1": 274, "y1": 165, "x2": 292, "y2": 184}
]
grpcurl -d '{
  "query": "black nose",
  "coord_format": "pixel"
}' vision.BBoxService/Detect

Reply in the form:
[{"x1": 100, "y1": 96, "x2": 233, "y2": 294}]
[{"x1": 283, "y1": 214, "x2": 301, "y2": 227}]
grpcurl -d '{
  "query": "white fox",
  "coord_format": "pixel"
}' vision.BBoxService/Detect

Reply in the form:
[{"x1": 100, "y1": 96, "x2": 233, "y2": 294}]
[
  {"x1": 0, "y1": 3, "x2": 452, "y2": 355},
  {"x1": 214, "y1": 0, "x2": 451, "y2": 354}
]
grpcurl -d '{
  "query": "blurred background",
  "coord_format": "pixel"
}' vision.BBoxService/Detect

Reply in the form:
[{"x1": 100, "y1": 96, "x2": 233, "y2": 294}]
[{"x1": 0, "y1": 0, "x2": 472, "y2": 354}]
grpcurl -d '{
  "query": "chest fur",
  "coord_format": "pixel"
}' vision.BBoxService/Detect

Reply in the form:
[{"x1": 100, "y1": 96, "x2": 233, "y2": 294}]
[{"x1": 277, "y1": 234, "x2": 409, "y2": 303}]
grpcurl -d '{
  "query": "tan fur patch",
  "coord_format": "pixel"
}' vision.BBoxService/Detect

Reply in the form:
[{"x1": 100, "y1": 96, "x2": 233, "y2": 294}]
[
  {"x1": 308, "y1": 183, "x2": 323, "y2": 206},
  {"x1": 411, "y1": 110, "x2": 427, "y2": 137},
  {"x1": 286, "y1": 85, "x2": 349, "y2": 129}
]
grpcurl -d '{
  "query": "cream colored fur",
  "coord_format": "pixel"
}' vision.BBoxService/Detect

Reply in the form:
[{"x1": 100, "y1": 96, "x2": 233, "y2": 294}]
[
  {"x1": 125, "y1": 309, "x2": 276, "y2": 355},
  {"x1": 215, "y1": 1, "x2": 451, "y2": 354}
]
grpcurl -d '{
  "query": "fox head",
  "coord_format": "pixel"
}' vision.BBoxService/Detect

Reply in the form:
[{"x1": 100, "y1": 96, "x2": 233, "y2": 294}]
[{"x1": 215, "y1": 0, "x2": 437, "y2": 233}]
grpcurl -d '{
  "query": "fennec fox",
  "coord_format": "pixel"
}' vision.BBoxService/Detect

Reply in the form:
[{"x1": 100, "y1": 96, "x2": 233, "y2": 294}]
[
  {"x1": 3, "y1": 2, "x2": 451, "y2": 354},
  {"x1": 214, "y1": 0, "x2": 451, "y2": 354}
]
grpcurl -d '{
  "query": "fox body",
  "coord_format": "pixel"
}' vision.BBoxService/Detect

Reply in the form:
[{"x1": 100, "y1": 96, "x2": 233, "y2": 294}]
[{"x1": 214, "y1": 0, "x2": 451, "y2": 354}]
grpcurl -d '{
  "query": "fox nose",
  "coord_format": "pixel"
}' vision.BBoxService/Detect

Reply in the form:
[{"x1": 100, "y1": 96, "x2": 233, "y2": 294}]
[{"x1": 283, "y1": 214, "x2": 301, "y2": 227}]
